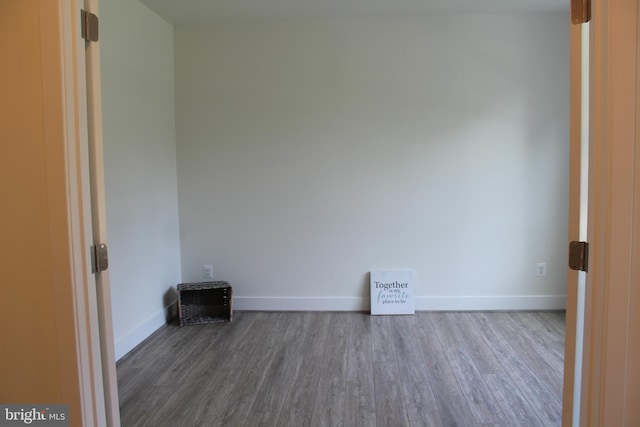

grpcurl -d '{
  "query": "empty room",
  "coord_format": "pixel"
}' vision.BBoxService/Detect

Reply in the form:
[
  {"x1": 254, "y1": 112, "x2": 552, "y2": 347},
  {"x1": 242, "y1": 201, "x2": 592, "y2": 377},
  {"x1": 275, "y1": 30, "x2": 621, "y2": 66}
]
[
  {"x1": 98, "y1": 0, "x2": 571, "y2": 425},
  {"x1": 5, "y1": 0, "x2": 640, "y2": 426}
]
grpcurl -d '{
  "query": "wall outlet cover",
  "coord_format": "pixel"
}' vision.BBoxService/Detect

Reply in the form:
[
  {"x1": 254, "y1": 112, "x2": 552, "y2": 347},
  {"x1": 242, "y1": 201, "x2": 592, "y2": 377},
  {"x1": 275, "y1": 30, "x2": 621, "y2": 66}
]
[{"x1": 203, "y1": 264, "x2": 214, "y2": 279}]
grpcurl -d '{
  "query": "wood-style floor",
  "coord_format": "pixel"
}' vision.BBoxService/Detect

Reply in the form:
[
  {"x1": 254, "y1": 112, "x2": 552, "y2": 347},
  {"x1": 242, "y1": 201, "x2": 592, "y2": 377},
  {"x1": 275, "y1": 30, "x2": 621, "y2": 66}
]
[{"x1": 117, "y1": 311, "x2": 565, "y2": 427}]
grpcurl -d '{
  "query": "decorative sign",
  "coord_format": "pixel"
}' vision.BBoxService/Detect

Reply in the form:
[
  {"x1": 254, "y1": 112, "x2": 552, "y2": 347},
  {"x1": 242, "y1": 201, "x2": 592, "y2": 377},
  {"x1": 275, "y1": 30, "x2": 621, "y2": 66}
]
[{"x1": 370, "y1": 269, "x2": 415, "y2": 315}]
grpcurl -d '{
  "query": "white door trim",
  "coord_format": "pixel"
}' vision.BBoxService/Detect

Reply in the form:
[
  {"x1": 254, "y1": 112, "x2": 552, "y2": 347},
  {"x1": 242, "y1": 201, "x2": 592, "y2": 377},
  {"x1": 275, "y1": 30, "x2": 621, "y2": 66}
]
[
  {"x1": 58, "y1": 0, "x2": 119, "y2": 425},
  {"x1": 56, "y1": 0, "x2": 107, "y2": 425},
  {"x1": 81, "y1": 0, "x2": 121, "y2": 424},
  {"x1": 562, "y1": 17, "x2": 584, "y2": 427}
]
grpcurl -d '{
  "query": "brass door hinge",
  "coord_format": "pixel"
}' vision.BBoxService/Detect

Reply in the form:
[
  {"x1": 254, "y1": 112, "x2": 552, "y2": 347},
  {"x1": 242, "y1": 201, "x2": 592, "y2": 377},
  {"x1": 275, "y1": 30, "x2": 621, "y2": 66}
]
[
  {"x1": 569, "y1": 241, "x2": 589, "y2": 272},
  {"x1": 81, "y1": 9, "x2": 99, "y2": 42},
  {"x1": 571, "y1": 0, "x2": 591, "y2": 24}
]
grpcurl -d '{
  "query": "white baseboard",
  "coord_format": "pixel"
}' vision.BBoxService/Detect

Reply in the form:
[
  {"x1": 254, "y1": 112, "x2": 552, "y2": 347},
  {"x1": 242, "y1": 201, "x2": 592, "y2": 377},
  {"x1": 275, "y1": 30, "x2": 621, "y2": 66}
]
[
  {"x1": 415, "y1": 295, "x2": 566, "y2": 311},
  {"x1": 233, "y1": 295, "x2": 566, "y2": 312},
  {"x1": 234, "y1": 296, "x2": 366, "y2": 311},
  {"x1": 115, "y1": 302, "x2": 176, "y2": 361}
]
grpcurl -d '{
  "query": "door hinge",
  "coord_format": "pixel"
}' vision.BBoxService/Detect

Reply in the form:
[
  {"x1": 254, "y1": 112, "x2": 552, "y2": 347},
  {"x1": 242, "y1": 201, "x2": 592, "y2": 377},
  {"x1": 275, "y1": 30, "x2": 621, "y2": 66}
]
[
  {"x1": 569, "y1": 241, "x2": 589, "y2": 272},
  {"x1": 91, "y1": 243, "x2": 109, "y2": 273},
  {"x1": 81, "y1": 9, "x2": 99, "y2": 42},
  {"x1": 571, "y1": 0, "x2": 591, "y2": 24}
]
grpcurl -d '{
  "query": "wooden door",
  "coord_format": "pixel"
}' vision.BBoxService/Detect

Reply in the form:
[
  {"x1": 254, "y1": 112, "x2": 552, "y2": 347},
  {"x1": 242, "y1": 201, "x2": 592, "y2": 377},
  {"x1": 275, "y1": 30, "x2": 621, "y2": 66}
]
[{"x1": 578, "y1": 0, "x2": 640, "y2": 425}]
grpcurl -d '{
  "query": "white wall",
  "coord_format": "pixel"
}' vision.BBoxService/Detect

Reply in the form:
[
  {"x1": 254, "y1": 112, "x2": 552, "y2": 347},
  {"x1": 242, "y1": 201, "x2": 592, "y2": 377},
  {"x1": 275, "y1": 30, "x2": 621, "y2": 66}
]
[
  {"x1": 101, "y1": 0, "x2": 182, "y2": 359},
  {"x1": 174, "y1": 15, "x2": 569, "y2": 311}
]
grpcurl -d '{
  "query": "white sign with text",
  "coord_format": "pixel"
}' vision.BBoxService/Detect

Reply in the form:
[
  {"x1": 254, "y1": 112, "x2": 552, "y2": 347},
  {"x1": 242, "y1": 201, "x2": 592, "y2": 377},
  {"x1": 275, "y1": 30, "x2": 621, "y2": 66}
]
[{"x1": 370, "y1": 269, "x2": 415, "y2": 315}]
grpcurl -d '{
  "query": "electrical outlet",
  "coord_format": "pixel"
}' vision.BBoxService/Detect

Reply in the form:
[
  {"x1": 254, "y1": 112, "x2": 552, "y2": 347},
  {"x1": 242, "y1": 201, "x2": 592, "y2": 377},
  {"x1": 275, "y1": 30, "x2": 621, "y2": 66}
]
[
  {"x1": 203, "y1": 264, "x2": 214, "y2": 280},
  {"x1": 536, "y1": 262, "x2": 547, "y2": 277}
]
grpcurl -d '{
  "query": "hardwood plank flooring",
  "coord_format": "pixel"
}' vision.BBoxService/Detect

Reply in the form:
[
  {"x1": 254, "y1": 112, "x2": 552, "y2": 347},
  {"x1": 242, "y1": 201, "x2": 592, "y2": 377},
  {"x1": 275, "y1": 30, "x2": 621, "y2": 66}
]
[{"x1": 117, "y1": 311, "x2": 565, "y2": 427}]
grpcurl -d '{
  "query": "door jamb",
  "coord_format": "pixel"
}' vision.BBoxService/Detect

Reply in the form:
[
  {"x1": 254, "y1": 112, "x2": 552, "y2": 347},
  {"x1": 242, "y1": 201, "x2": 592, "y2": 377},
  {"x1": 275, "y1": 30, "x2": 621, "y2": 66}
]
[
  {"x1": 58, "y1": 0, "x2": 118, "y2": 424},
  {"x1": 56, "y1": 0, "x2": 107, "y2": 425},
  {"x1": 562, "y1": 17, "x2": 583, "y2": 427},
  {"x1": 81, "y1": 0, "x2": 121, "y2": 424}
]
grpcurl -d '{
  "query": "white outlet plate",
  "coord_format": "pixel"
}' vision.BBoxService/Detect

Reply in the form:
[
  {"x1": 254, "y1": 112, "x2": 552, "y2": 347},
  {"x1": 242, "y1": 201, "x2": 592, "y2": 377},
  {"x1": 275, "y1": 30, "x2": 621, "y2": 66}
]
[
  {"x1": 203, "y1": 264, "x2": 214, "y2": 279},
  {"x1": 536, "y1": 262, "x2": 547, "y2": 277}
]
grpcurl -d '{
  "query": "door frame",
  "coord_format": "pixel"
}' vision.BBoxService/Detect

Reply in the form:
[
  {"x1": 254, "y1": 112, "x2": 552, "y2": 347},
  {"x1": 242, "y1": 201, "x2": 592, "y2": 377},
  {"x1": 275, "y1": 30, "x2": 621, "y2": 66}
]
[
  {"x1": 81, "y1": 0, "x2": 121, "y2": 425},
  {"x1": 564, "y1": 1, "x2": 640, "y2": 425},
  {"x1": 56, "y1": 1, "x2": 106, "y2": 425},
  {"x1": 57, "y1": 0, "x2": 119, "y2": 425},
  {"x1": 562, "y1": 16, "x2": 584, "y2": 426}
]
